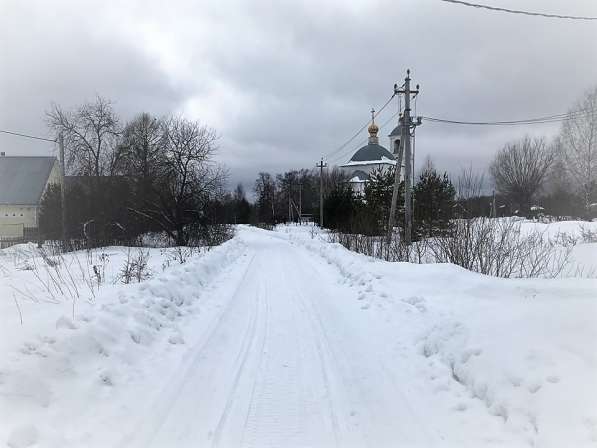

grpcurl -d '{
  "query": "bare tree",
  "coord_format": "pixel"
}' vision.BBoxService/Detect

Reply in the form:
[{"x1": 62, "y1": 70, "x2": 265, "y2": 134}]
[
  {"x1": 455, "y1": 165, "x2": 487, "y2": 218},
  {"x1": 47, "y1": 96, "x2": 122, "y2": 176},
  {"x1": 559, "y1": 87, "x2": 597, "y2": 211},
  {"x1": 119, "y1": 113, "x2": 164, "y2": 180},
  {"x1": 119, "y1": 113, "x2": 165, "y2": 231},
  {"x1": 131, "y1": 116, "x2": 224, "y2": 246},
  {"x1": 456, "y1": 165, "x2": 485, "y2": 202},
  {"x1": 323, "y1": 166, "x2": 348, "y2": 196},
  {"x1": 254, "y1": 172, "x2": 277, "y2": 224},
  {"x1": 490, "y1": 136, "x2": 554, "y2": 214}
]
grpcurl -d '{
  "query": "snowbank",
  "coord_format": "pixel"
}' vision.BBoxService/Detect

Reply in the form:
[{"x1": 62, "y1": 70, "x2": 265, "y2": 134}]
[
  {"x1": 0, "y1": 238, "x2": 246, "y2": 447},
  {"x1": 1, "y1": 224, "x2": 596, "y2": 447},
  {"x1": 280, "y1": 223, "x2": 597, "y2": 447}
]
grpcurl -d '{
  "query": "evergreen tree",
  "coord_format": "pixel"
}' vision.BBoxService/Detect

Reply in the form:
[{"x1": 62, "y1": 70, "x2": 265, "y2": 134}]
[
  {"x1": 323, "y1": 183, "x2": 355, "y2": 232},
  {"x1": 413, "y1": 163, "x2": 456, "y2": 238},
  {"x1": 362, "y1": 167, "x2": 398, "y2": 235},
  {"x1": 233, "y1": 183, "x2": 252, "y2": 224}
]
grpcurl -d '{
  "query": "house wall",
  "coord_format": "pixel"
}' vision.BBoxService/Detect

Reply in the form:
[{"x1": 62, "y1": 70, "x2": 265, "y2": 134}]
[
  {"x1": 0, "y1": 205, "x2": 38, "y2": 227},
  {"x1": 0, "y1": 160, "x2": 61, "y2": 238}
]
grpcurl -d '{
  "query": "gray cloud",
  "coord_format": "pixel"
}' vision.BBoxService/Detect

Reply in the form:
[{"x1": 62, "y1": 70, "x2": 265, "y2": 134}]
[{"x1": 2, "y1": 0, "x2": 596, "y2": 192}]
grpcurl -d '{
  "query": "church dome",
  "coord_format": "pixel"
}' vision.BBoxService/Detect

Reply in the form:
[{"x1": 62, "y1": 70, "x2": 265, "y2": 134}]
[
  {"x1": 389, "y1": 115, "x2": 404, "y2": 137},
  {"x1": 341, "y1": 108, "x2": 396, "y2": 165},
  {"x1": 368, "y1": 121, "x2": 379, "y2": 137},
  {"x1": 389, "y1": 124, "x2": 402, "y2": 137},
  {"x1": 349, "y1": 143, "x2": 395, "y2": 162}
]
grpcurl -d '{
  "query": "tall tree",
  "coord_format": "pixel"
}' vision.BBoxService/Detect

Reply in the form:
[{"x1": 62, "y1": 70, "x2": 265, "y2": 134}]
[
  {"x1": 232, "y1": 183, "x2": 252, "y2": 224},
  {"x1": 559, "y1": 87, "x2": 597, "y2": 211},
  {"x1": 414, "y1": 162, "x2": 455, "y2": 238},
  {"x1": 323, "y1": 183, "x2": 356, "y2": 232},
  {"x1": 254, "y1": 172, "x2": 277, "y2": 224},
  {"x1": 119, "y1": 113, "x2": 165, "y2": 232},
  {"x1": 364, "y1": 167, "x2": 396, "y2": 235},
  {"x1": 490, "y1": 136, "x2": 555, "y2": 215},
  {"x1": 134, "y1": 116, "x2": 224, "y2": 245},
  {"x1": 47, "y1": 96, "x2": 122, "y2": 176}
]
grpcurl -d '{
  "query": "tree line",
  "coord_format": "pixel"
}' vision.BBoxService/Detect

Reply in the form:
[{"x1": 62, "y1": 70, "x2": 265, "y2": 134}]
[
  {"x1": 252, "y1": 86, "x2": 596, "y2": 240},
  {"x1": 489, "y1": 87, "x2": 596, "y2": 219},
  {"x1": 40, "y1": 97, "x2": 232, "y2": 247}
]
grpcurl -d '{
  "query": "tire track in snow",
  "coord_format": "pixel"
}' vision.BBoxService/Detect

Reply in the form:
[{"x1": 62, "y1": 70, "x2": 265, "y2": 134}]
[
  {"x1": 286, "y1": 268, "x2": 343, "y2": 447},
  {"x1": 294, "y1": 246, "x2": 436, "y2": 447},
  {"x1": 239, "y1": 250, "x2": 317, "y2": 447},
  {"x1": 239, "y1": 273, "x2": 270, "y2": 446},
  {"x1": 119, "y1": 252, "x2": 257, "y2": 448},
  {"x1": 210, "y1": 272, "x2": 262, "y2": 447}
]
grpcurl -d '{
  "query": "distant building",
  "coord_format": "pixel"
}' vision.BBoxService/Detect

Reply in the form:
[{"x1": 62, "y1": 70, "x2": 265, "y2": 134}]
[
  {"x1": 340, "y1": 110, "x2": 405, "y2": 194},
  {"x1": 0, "y1": 155, "x2": 61, "y2": 238}
]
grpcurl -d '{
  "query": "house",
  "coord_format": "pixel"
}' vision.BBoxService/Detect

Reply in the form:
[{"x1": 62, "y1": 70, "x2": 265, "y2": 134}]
[
  {"x1": 340, "y1": 110, "x2": 405, "y2": 194},
  {"x1": 0, "y1": 155, "x2": 61, "y2": 239}
]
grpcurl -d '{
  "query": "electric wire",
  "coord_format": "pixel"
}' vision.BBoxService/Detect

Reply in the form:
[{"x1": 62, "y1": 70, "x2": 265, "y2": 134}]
[
  {"x1": 421, "y1": 108, "x2": 594, "y2": 126},
  {"x1": 325, "y1": 93, "x2": 396, "y2": 159},
  {"x1": 329, "y1": 109, "x2": 401, "y2": 165},
  {"x1": 0, "y1": 129, "x2": 56, "y2": 143},
  {"x1": 438, "y1": 0, "x2": 597, "y2": 21}
]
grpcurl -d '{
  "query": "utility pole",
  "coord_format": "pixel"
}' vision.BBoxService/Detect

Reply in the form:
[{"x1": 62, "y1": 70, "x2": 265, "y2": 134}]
[
  {"x1": 392, "y1": 69, "x2": 421, "y2": 245},
  {"x1": 316, "y1": 157, "x2": 327, "y2": 227},
  {"x1": 288, "y1": 183, "x2": 292, "y2": 223},
  {"x1": 58, "y1": 132, "x2": 67, "y2": 245},
  {"x1": 387, "y1": 123, "x2": 404, "y2": 241},
  {"x1": 298, "y1": 183, "x2": 302, "y2": 224}
]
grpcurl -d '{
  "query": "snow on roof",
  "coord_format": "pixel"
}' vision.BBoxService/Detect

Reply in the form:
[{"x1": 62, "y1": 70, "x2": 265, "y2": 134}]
[{"x1": 340, "y1": 157, "x2": 397, "y2": 168}]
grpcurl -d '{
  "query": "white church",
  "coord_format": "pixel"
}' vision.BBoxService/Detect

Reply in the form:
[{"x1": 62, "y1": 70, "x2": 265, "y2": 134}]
[{"x1": 340, "y1": 110, "x2": 405, "y2": 194}]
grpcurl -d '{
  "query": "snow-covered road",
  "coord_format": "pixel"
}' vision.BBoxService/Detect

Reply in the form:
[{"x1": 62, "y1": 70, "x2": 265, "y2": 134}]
[
  {"x1": 122, "y1": 231, "x2": 438, "y2": 448},
  {"x1": 2, "y1": 225, "x2": 597, "y2": 447}
]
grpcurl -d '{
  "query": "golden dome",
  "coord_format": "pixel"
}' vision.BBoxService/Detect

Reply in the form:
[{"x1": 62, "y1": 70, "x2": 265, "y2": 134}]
[
  {"x1": 368, "y1": 107, "x2": 379, "y2": 137},
  {"x1": 368, "y1": 121, "x2": 379, "y2": 136}
]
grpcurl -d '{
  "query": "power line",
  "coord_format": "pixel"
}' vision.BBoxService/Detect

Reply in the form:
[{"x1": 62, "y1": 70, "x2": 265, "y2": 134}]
[
  {"x1": 330, "y1": 107, "x2": 594, "y2": 164},
  {"x1": 0, "y1": 129, "x2": 56, "y2": 143},
  {"x1": 330, "y1": 109, "x2": 401, "y2": 165},
  {"x1": 326, "y1": 93, "x2": 396, "y2": 159},
  {"x1": 421, "y1": 108, "x2": 594, "y2": 126},
  {"x1": 438, "y1": 0, "x2": 597, "y2": 21}
]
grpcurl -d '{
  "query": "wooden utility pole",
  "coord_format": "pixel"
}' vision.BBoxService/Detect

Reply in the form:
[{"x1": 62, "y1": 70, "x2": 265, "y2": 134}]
[
  {"x1": 288, "y1": 183, "x2": 292, "y2": 222},
  {"x1": 58, "y1": 132, "x2": 67, "y2": 244},
  {"x1": 387, "y1": 126, "x2": 404, "y2": 241},
  {"x1": 391, "y1": 70, "x2": 421, "y2": 245},
  {"x1": 298, "y1": 183, "x2": 302, "y2": 224},
  {"x1": 316, "y1": 158, "x2": 327, "y2": 227}
]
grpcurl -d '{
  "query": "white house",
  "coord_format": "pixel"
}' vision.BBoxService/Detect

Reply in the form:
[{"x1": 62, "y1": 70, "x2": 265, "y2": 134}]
[
  {"x1": 0, "y1": 155, "x2": 61, "y2": 238},
  {"x1": 340, "y1": 112, "x2": 405, "y2": 194}
]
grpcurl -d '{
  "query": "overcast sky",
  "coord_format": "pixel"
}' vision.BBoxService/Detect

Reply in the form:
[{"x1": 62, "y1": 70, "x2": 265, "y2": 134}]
[{"x1": 1, "y1": 0, "x2": 596, "y2": 191}]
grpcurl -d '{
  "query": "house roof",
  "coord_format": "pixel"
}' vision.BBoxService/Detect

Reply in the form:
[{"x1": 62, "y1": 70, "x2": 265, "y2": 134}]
[{"x1": 0, "y1": 156, "x2": 57, "y2": 205}]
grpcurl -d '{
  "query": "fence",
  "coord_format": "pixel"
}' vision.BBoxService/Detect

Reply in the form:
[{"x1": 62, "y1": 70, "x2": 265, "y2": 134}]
[{"x1": 0, "y1": 227, "x2": 39, "y2": 249}]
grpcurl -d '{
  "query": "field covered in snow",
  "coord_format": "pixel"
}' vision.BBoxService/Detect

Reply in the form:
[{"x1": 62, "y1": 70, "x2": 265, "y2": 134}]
[{"x1": 0, "y1": 223, "x2": 596, "y2": 447}]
